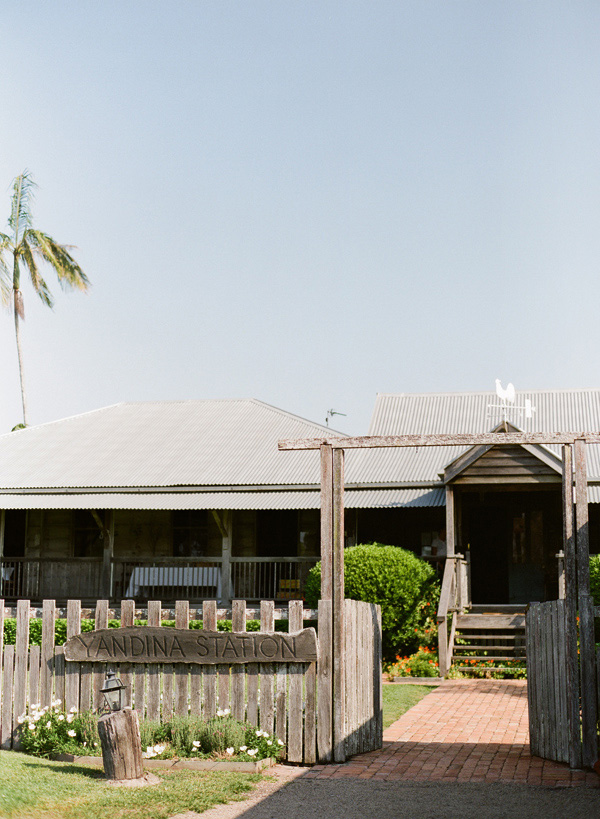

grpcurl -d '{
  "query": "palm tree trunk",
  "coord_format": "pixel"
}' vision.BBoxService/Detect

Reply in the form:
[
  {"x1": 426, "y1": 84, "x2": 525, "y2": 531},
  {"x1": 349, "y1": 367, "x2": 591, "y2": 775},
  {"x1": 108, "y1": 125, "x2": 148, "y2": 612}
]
[{"x1": 13, "y1": 289, "x2": 28, "y2": 427}]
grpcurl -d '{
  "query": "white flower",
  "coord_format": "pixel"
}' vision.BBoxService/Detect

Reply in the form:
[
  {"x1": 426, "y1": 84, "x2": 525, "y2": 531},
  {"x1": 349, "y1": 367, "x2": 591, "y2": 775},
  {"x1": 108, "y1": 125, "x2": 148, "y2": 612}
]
[
  {"x1": 255, "y1": 730, "x2": 262, "y2": 737},
  {"x1": 153, "y1": 744, "x2": 165, "y2": 754},
  {"x1": 239, "y1": 745, "x2": 247, "y2": 751},
  {"x1": 267, "y1": 740, "x2": 272, "y2": 746},
  {"x1": 143, "y1": 749, "x2": 156, "y2": 759},
  {"x1": 67, "y1": 730, "x2": 76, "y2": 737},
  {"x1": 58, "y1": 715, "x2": 65, "y2": 721},
  {"x1": 83, "y1": 742, "x2": 87, "y2": 747},
  {"x1": 28, "y1": 724, "x2": 35, "y2": 731},
  {"x1": 43, "y1": 706, "x2": 50, "y2": 713},
  {"x1": 17, "y1": 714, "x2": 25, "y2": 725},
  {"x1": 192, "y1": 740, "x2": 201, "y2": 748},
  {"x1": 277, "y1": 739, "x2": 284, "y2": 746},
  {"x1": 46, "y1": 721, "x2": 51, "y2": 728},
  {"x1": 33, "y1": 713, "x2": 42, "y2": 722},
  {"x1": 222, "y1": 708, "x2": 230, "y2": 716},
  {"x1": 31, "y1": 704, "x2": 40, "y2": 711},
  {"x1": 226, "y1": 747, "x2": 234, "y2": 755},
  {"x1": 69, "y1": 707, "x2": 77, "y2": 714},
  {"x1": 53, "y1": 699, "x2": 62, "y2": 708},
  {"x1": 216, "y1": 709, "x2": 224, "y2": 717},
  {"x1": 93, "y1": 743, "x2": 98, "y2": 748},
  {"x1": 248, "y1": 749, "x2": 258, "y2": 756},
  {"x1": 66, "y1": 715, "x2": 74, "y2": 723}
]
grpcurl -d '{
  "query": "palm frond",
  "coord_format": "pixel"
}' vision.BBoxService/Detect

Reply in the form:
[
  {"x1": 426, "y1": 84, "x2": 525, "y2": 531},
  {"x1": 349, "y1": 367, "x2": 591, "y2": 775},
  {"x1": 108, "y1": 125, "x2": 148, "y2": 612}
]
[
  {"x1": 20, "y1": 237, "x2": 53, "y2": 307},
  {"x1": 24, "y1": 229, "x2": 90, "y2": 291},
  {"x1": 8, "y1": 171, "x2": 36, "y2": 241},
  {"x1": 0, "y1": 254, "x2": 11, "y2": 306}
]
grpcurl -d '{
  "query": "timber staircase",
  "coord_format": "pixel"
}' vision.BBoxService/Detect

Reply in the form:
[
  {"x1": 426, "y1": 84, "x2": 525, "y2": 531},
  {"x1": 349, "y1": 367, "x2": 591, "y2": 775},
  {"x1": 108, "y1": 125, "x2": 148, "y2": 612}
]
[
  {"x1": 451, "y1": 605, "x2": 526, "y2": 672},
  {"x1": 436, "y1": 554, "x2": 528, "y2": 675}
]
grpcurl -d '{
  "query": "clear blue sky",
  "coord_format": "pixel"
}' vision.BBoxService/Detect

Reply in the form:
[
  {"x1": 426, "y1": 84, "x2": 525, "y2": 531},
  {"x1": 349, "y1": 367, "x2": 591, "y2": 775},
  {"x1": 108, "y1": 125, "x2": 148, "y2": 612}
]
[{"x1": 1, "y1": 2, "x2": 599, "y2": 434}]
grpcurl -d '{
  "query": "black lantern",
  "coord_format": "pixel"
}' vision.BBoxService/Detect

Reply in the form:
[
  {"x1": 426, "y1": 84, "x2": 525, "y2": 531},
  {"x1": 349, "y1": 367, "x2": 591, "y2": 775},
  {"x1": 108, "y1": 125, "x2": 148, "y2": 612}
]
[{"x1": 100, "y1": 669, "x2": 126, "y2": 712}]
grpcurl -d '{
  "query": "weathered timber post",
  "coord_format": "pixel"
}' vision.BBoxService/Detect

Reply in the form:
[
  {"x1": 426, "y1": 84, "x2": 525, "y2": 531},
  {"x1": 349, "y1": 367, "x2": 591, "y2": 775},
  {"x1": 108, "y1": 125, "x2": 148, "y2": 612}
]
[
  {"x1": 332, "y1": 447, "x2": 345, "y2": 763},
  {"x1": 318, "y1": 444, "x2": 334, "y2": 763},
  {"x1": 97, "y1": 707, "x2": 144, "y2": 782},
  {"x1": 573, "y1": 439, "x2": 598, "y2": 769},
  {"x1": 562, "y1": 444, "x2": 581, "y2": 769}
]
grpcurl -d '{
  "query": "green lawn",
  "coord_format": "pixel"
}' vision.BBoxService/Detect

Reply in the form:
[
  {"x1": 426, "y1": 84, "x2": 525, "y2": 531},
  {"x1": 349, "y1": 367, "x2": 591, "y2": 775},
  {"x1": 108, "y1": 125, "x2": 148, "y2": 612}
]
[
  {"x1": 1, "y1": 688, "x2": 432, "y2": 817},
  {"x1": 0, "y1": 751, "x2": 261, "y2": 819},
  {"x1": 382, "y1": 683, "x2": 437, "y2": 729}
]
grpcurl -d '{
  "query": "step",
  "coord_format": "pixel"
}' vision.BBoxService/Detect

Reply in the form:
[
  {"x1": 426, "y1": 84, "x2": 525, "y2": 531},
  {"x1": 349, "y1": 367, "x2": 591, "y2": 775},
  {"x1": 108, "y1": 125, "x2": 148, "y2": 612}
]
[
  {"x1": 469, "y1": 604, "x2": 527, "y2": 614},
  {"x1": 452, "y1": 655, "x2": 524, "y2": 662},
  {"x1": 454, "y1": 644, "x2": 526, "y2": 652},
  {"x1": 457, "y1": 633, "x2": 523, "y2": 641},
  {"x1": 456, "y1": 614, "x2": 525, "y2": 629}
]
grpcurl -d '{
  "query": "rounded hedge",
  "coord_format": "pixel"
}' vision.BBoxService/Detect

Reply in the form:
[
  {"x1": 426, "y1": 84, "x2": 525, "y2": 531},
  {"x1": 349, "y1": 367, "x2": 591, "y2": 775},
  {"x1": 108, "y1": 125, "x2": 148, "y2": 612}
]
[{"x1": 305, "y1": 543, "x2": 439, "y2": 660}]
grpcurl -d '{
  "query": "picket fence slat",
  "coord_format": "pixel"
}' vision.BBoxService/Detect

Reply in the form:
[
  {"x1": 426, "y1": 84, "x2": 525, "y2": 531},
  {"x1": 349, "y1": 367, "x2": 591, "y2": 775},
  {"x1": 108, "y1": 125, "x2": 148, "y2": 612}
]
[
  {"x1": 259, "y1": 601, "x2": 275, "y2": 736},
  {"x1": 288, "y1": 600, "x2": 303, "y2": 763},
  {"x1": 146, "y1": 601, "x2": 161, "y2": 722},
  {"x1": 1, "y1": 645, "x2": 14, "y2": 749},
  {"x1": 231, "y1": 600, "x2": 246, "y2": 722},
  {"x1": 203, "y1": 601, "x2": 217, "y2": 719}
]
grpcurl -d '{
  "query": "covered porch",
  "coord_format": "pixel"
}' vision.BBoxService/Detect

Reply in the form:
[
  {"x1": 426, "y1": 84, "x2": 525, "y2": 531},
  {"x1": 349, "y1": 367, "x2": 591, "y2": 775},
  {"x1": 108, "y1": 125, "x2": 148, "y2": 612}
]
[{"x1": 0, "y1": 507, "x2": 320, "y2": 605}]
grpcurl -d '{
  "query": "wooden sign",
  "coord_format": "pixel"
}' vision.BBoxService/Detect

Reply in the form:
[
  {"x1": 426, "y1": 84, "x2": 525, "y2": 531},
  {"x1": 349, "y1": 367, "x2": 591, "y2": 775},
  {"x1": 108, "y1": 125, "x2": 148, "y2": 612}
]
[{"x1": 64, "y1": 627, "x2": 318, "y2": 664}]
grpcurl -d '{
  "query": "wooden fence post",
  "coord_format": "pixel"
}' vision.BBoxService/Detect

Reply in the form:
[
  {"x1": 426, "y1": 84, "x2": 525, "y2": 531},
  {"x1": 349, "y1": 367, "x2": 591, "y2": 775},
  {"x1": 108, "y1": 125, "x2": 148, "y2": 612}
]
[
  {"x1": 574, "y1": 439, "x2": 598, "y2": 769},
  {"x1": 332, "y1": 447, "x2": 346, "y2": 763},
  {"x1": 562, "y1": 444, "x2": 582, "y2": 769},
  {"x1": 318, "y1": 443, "x2": 334, "y2": 763},
  {"x1": 13, "y1": 600, "x2": 29, "y2": 748}
]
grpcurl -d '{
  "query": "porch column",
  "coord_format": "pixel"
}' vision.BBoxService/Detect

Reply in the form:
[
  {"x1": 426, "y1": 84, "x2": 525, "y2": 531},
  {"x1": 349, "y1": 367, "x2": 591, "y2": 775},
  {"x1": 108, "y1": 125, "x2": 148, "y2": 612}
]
[
  {"x1": 445, "y1": 486, "x2": 455, "y2": 556},
  {"x1": 101, "y1": 510, "x2": 114, "y2": 600},
  {"x1": 211, "y1": 510, "x2": 232, "y2": 607}
]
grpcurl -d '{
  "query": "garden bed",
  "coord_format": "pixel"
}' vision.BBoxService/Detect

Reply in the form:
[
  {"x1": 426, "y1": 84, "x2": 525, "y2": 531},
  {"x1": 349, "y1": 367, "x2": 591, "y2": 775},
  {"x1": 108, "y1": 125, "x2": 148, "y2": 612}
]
[{"x1": 52, "y1": 753, "x2": 275, "y2": 773}]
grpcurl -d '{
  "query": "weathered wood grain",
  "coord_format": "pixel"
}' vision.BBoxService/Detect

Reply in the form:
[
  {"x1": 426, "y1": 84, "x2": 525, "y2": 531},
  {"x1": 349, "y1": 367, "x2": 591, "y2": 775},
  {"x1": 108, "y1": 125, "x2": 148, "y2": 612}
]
[
  {"x1": 175, "y1": 600, "x2": 189, "y2": 716},
  {"x1": 1, "y1": 645, "x2": 15, "y2": 749},
  {"x1": 317, "y1": 598, "x2": 332, "y2": 763},
  {"x1": 259, "y1": 601, "x2": 274, "y2": 736},
  {"x1": 98, "y1": 708, "x2": 144, "y2": 781},
  {"x1": 146, "y1": 601, "x2": 161, "y2": 722},
  {"x1": 13, "y1": 600, "x2": 30, "y2": 748},
  {"x1": 287, "y1": 600, "x2": 303, "y2": 762},
  {"x1": 92, "y1": 600, "x2": 109, "y2": 712},
  {"x1": 279, "y1": 432, "x2": 600, "y2": 450},
  {"x1": 65, "y1": 600, "x2": 81, "y2": 715},
  {"x1": 231, "y1": 600, "x2": 246, "y2": 722},
  {"x1": 332, "y1": 447, "x2": 346, "y2": 763},
  {"x1": 120, "y1": 599, "x2": 135, "y2": 708},
  {"x1": 202, "y1": 601, "x2": 217, "y2": 719}
]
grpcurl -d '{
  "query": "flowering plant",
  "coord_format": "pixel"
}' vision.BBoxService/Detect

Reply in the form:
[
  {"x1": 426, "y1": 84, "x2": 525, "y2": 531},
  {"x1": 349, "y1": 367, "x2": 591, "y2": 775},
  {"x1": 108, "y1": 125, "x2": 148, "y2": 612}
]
[
  {"x1": 384, "y1": 646, "x2": 440, "y2": 679},
  {"x1": 18, "y1": 702, "x2": 99, "y2": 758}
]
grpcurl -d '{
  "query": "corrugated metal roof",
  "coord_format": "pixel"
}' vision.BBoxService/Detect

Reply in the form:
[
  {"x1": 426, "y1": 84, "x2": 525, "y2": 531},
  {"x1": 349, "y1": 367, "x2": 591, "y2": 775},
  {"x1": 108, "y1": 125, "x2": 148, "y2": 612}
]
[
  {"x1": 0, "y1": 487, "x2": 445, "y2": 510},
  {"x1": 347, "y1": 389, "x2": 600, "y2": 484},
  {"x1": 0, "y1": 400, "x2": 343, "y2": 490}
]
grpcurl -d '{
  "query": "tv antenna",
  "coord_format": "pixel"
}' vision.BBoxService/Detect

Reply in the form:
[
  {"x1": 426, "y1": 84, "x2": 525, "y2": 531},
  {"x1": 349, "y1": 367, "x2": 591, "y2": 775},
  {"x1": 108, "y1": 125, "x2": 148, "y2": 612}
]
[{"x1": 325, "y1": 408, "x2": 347, "y2": 427}]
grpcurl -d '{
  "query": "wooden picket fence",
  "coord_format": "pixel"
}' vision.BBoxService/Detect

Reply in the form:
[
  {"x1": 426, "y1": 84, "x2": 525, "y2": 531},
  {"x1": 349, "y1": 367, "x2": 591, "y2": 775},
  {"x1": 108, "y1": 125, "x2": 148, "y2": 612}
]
[
  {"x1": 526, "y1": 598, "x2": 600, "y2": 767},
  {"x1": 0, "y1": 597, "x2": 382, "y2": 764}
]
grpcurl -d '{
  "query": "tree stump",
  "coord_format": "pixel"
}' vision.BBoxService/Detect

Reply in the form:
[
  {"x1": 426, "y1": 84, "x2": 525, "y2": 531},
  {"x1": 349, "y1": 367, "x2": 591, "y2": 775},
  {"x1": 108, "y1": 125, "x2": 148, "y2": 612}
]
[{"x1": 97, "y1": 707, "x2": 144, "y2": 781}]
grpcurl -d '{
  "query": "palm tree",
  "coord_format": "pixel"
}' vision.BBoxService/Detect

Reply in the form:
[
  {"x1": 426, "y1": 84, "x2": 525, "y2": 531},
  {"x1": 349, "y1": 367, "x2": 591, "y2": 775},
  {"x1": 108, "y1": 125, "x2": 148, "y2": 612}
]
[{"x1": 0, "y1": 171, "x2": 90, "y2": 426}]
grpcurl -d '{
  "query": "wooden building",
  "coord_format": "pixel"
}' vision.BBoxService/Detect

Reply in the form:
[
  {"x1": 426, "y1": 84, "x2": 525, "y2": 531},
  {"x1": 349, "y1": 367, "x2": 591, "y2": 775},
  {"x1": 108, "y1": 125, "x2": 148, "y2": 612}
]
[{"x1": 351, "y1": 390, "x2": 600, "y2": 605}]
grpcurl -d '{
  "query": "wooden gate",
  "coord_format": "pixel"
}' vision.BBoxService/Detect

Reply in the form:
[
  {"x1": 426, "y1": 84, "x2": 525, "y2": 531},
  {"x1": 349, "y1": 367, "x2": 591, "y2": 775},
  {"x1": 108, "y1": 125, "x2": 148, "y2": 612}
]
[{"x1": 0, "y1": 596, "x2": 381, "y2": 764}]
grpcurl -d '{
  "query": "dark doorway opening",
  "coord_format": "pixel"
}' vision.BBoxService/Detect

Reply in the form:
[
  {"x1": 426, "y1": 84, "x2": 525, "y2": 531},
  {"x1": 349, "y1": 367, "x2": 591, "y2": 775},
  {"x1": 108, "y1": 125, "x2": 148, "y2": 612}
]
[{"x1": 461, "y1": 489, "x2": 561, "y2": 604}]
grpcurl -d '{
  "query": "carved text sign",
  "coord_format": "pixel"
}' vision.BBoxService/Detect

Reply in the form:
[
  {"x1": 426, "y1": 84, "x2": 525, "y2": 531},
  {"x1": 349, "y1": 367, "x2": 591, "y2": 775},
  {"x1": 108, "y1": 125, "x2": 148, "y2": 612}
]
[{"x1": 64, "y1": 627, "x2": 318, "y2": 665}]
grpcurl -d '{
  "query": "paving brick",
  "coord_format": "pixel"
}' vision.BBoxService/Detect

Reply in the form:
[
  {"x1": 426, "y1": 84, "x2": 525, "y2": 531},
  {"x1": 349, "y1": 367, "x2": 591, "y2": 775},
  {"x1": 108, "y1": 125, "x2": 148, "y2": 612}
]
[{"x1": 309, "y1": 679, "x2": 600, "y2": 788}]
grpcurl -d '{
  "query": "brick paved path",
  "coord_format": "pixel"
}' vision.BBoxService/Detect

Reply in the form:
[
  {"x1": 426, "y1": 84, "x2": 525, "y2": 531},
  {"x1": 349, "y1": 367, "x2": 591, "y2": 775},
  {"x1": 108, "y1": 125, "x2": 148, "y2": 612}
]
[{"x1": 305, "y1": 680, "x2": 599, "y2": 787}]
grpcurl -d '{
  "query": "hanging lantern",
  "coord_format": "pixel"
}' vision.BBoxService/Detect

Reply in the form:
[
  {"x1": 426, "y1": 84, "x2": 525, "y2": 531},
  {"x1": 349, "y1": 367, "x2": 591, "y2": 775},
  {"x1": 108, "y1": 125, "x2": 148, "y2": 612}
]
[{"x1": 100, "y1": 669, "x2": 126, "y2": 712}]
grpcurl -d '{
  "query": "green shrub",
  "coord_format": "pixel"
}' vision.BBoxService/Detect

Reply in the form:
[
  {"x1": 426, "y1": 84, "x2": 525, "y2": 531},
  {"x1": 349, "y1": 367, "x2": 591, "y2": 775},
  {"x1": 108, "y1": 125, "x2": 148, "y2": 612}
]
[
  {"x1": 590, "y1": 554, "x2": 600, "y2": 606},
  {"x1": 3, "y1": 616, "x2": 294, "y2": 647},
  {"x1": 305, "y1": 543, "x2": 440, "y2": 660}
]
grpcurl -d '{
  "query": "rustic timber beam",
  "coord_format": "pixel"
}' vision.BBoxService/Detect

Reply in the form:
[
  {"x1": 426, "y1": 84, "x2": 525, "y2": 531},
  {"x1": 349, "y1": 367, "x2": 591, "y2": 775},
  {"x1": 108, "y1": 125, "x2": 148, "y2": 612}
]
[{"x1": 279, "y1": 432, "x2": 600, "y2": 450}]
